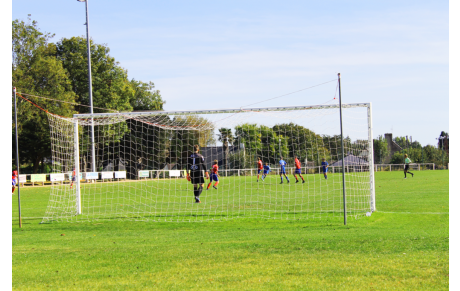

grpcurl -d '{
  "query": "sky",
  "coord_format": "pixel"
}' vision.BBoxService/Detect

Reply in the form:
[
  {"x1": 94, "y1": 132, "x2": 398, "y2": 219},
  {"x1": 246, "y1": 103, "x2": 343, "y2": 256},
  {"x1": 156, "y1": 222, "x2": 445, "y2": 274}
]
[{"x1": 9, "y1": 0, "x2": 450, "y2": 146}]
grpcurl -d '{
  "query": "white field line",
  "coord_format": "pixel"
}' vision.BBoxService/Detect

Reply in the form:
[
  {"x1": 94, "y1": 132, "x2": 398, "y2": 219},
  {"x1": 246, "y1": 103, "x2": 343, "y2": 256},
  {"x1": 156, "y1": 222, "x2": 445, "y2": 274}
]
[{"x1": 377, "y1": 211, "x2": 448, "y2": 215}]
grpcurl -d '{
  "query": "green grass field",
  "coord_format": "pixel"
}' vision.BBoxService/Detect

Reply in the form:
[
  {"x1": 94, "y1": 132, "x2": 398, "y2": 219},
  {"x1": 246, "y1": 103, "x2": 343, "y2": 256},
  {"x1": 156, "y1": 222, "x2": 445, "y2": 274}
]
[
  {"x1": 12, "y1": 170, "x2": 449, "y2": 290},
  {"x1": 41, "y1": 172, "x2": 371, "y2": 222}
]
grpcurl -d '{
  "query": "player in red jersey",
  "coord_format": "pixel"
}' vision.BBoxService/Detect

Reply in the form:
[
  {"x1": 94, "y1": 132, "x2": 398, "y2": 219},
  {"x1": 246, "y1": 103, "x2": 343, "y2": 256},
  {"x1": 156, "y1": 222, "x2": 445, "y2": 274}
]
[
  {"x1": 293, "y1": 155, "x2": 305, "y2": 183},
  {"x1": 70, "y1": 168, "x2": 76, "y2": 189},
  {"x1": 257, "y1": 157, "x2": 264, "y2": 182},
  {"x1": 207, "y1": 160, "x2": 220, "y2": 190},
  {"x1": 12, "y1": 168, "x2": 18, "y2": 194}
]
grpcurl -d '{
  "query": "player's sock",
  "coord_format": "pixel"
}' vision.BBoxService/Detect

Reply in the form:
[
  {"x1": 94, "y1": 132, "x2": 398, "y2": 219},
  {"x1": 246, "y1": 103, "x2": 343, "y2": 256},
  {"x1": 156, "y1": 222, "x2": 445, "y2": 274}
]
[
  {"x1": 12, "y1": 187, "x2": 15, "y2": 194},
  {"x1": 207, "y1": 183, "x2": 211, "y2": 189},
  {"x1": 198, "y1": 185, "x2": 203, "y2": 196},
  {"x1": 404, "y1": 172, "x2": 407, "y2": 178}
]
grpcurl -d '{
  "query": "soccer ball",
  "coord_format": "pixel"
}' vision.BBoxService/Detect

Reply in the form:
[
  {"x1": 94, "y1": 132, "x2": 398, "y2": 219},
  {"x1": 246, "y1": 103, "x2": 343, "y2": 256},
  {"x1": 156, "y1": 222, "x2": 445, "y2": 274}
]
[{"x1": 365, "y1": 212, "x2": 372, "y2": 217}]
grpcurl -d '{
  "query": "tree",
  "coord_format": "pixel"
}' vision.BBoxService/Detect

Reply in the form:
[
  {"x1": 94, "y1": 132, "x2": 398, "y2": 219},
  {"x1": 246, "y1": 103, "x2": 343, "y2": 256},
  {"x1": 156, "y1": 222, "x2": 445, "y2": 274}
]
[
  {"x1": 273, "y1": 123, "x2": 328, "y2": 164},
  {"x1": 234, "y1": 123, "x2": 290, "y2": 166},
  {"x1": 169, "y1": 115, "x2": 215, "y2": 169},
  {"x1": 130, "y1": 80, "x2": 164, "y2": 111},
  {"x1": 217, "y1": 128, "x2": 234, "y2": 169},
  {"x1": 12, "y1": 18, "x2": 77, "y2": 173},
  {"x1": 373, "y1": 135, "x2": 389, "y2": 164},
  {"x1": 53, "y1": 37, "x2": 134, "y2": 113}
]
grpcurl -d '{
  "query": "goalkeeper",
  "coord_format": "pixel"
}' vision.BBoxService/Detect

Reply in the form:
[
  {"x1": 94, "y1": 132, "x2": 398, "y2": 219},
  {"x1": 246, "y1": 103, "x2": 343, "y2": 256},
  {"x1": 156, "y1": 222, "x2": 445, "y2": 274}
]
[
  {"x1": 187, "y1": 145, "x2": 209, "y2": 203},
  {"x1": 403, "y1": 154, "x2": 414, "y2": 178}
]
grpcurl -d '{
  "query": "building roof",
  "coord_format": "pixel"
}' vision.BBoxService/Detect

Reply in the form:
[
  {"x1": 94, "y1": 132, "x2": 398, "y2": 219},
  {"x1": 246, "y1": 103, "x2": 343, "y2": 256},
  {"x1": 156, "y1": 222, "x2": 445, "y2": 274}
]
[{"x1": 330, "y1": 154, "x2": 369, "y2": 167}]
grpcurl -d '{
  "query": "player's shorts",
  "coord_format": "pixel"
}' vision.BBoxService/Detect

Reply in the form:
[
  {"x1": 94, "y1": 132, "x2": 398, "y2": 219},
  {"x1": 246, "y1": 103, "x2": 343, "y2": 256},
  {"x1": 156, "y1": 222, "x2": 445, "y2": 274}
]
[
  {"x1": 294, "y1": 168, "x2": 301, "y2": 174},
  {"x1": 72, "y1": 176, "x2": 76, "y2": 182},
  {"x1": 190, "y1": 170, "x2": 205, "y2": 185},
  {"x1": 210, "y1": 173, "x2": 219, "y2": 182},
  {"x1": 323, "y1": 167, "x2": 328, "y2": 173},
  {"x1": 12, "y1": 179, "x2": 17, "y2": 186},
  {"x1": 279, "y1": 169, "x2": 286, "y2": 174},
  {"x1": 258, "y1": 169, "x2": 262, "y2": 174},
  {"x1": 263, "y1": 171, "x2": 269, "y2": 175},
  {"x1": 404, "y1": 165, "x2": 409, "y2": 171}
]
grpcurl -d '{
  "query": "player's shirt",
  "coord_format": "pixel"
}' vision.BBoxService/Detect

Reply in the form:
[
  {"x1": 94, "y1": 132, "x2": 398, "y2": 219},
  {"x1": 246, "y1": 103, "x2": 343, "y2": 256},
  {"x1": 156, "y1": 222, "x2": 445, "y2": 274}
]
[
  {"x1": 404, "y1": 158, "x2": 411, "y2": 164},
  {"x1": 321, "y1": 161, "x2": 329, "y2": 169},
  {"x1": 12, "y1": 170, "x2": 18, "y2": 180},
  {"x1": 279, "y1": 160, "x2": 287, "y2": 170},
  {"x1": 263, "y1": 165, "x2": 271, "y2": 173},
  {"x1": 257, "y1": 160, "x2": 263, "y2": 170},
  {"x1": 211, "y1": 164, "x2": 219, "y2": 174},
  {"x1": 294, "y1": 158, "x2": 301, "y2": 169},
  {"x1": 188, "y1": 153, "x2": 207, "y2": 173}
]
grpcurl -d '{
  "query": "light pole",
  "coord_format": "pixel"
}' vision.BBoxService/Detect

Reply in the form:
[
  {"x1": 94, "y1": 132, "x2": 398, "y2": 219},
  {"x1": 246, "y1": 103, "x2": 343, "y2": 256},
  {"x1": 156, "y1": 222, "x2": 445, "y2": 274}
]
[{"x1": 78, "y1": 0, "x2": 96, "y2": 172}]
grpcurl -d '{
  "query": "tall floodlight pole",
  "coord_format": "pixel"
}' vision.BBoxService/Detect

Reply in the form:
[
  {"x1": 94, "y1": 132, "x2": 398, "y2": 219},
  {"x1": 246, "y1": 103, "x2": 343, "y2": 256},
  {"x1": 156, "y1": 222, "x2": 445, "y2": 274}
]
[
  {"x1": 78, "y1": 0, "x2": 96, "y2": 172},
  {"x1": 13, "y1": 87, "x2": 22, "y2": 228},
  {"x1": 338, "y1": 73, "x2": 347, "y2": 225}
]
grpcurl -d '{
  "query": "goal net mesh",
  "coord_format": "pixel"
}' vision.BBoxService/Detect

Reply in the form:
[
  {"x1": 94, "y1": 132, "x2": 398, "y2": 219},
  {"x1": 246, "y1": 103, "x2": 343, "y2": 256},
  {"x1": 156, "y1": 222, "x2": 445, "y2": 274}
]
[{"x1": 42, "y1": 104, "x2": 374, "y2": 223}]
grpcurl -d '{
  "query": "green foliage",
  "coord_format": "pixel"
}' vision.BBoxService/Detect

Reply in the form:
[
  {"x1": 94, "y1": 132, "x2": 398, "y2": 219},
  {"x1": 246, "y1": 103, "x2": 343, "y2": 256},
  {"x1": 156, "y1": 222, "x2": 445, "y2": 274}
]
[
  {"x1": 234, "y1": 123, "x2": 288, "y2": 165},
  {"x1": 129, "y1": 80, "x2": 164, "y2": 111},
  {"x1": 373, "y1": 135, "x2": 389, "y2": 164},
  {"x1": 12, "y1": 18, "x2": 77, "y2": 173},
  {"x1": 218, "y1": 128, "x2": 234, "y2": 169},
  {"x1": 12, "y1": 17, "x2": 54, "y2": 68},
  {"x1": 54, "y1": 37, "x2": 134, "y2": 113},
  {"x1": 228, "y1": 150, "x2": 252, "y2": 169},
  {"x1": 12, "y1": 17, "x2": 166, "y2": 173},
  {"x1": 273, "y1": 123, "x2": 329, "y2": 164}
]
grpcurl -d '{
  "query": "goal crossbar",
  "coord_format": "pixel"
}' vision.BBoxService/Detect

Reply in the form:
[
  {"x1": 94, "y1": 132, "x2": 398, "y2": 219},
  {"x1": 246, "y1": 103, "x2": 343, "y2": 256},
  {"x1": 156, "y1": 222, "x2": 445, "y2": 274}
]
[{"x1": 73, "y1": 103, "x2": 371, "y2": 119}]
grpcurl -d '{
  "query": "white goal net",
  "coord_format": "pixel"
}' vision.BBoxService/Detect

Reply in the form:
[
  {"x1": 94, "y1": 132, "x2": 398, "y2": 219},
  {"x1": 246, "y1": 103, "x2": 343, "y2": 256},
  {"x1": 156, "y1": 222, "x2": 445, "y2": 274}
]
[{"x1": 42, "y1": 103, "x2": 375, "y2": 223}]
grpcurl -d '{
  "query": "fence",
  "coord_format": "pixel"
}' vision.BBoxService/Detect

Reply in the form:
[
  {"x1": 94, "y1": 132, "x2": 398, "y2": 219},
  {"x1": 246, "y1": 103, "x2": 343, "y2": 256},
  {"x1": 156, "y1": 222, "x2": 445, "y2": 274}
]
[
  {"x1": 373, "y1": 163, "x2": 435, "y2": 172},
  {"x1": 16, "y1": 163, "x2": 437, "y2": 187}
]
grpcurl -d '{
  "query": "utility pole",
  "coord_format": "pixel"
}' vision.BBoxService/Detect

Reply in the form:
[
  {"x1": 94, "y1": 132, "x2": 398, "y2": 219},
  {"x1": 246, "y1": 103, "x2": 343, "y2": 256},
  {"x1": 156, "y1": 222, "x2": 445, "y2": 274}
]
[{"x1": 78, "y1": 0, "x2": 96, "y2": 172}]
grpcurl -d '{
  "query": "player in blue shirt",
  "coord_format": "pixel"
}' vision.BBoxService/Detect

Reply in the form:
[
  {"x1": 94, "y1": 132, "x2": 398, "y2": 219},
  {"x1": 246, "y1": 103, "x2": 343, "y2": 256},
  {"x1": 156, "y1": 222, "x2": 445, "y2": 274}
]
[
  {"x1": 321, "y1": 158, "x2": 329, "y2": 180},
  {"x1": 261, "y1": 163, "x2": 271, "y2": 181},
  {"x1": 279, "y1": 157, "x2": 290, "y2": 184}
]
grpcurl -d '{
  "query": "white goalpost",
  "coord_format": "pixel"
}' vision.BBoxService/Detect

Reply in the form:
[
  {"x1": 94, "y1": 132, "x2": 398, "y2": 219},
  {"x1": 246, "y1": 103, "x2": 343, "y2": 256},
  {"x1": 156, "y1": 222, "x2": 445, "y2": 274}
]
[{"x1": 42, "y1": 103, "x2": 375, "y2": 223}]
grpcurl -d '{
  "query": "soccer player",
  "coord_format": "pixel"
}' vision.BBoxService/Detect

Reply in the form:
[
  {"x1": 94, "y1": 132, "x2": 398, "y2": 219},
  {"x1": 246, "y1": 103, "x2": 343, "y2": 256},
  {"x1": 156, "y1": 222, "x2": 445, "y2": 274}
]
[
  {"x1": 321, "y1": 158, "x2": 329, "y2": 180},
  {"x1": 256, "y1": 157, "x2": 264, "y2": 182},
  {"x1": 12, "y1": 168, "x2": 18, "y2": 194},
  {"x1": 293, "y1": 155, "x2": 305, "y2": 183},
  {"x1": 404, "y1": 154, "x2": 414, "y2": 179},
  {"x1": 207, "y1": 160, "x2": 220, "y2": 190},
  {"x1": 70, "y1": 168, "x2": 76, "y2": 189},
  {"x1": 279, "y1": 157, "x2": 290, "y2": 184},
  {"x1": 261, "y1": 163, "x2": 271, "y2": 181},
  {"x1": 186, "y1": 145, "x2": 209, "y2": 203}
]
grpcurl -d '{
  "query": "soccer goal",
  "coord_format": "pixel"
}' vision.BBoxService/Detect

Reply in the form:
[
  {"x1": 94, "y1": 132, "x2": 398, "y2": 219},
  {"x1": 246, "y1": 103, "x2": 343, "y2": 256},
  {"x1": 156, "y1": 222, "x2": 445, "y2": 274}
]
[{"x1": 42, "y1": 103, "x2": 375, "y2": 223}]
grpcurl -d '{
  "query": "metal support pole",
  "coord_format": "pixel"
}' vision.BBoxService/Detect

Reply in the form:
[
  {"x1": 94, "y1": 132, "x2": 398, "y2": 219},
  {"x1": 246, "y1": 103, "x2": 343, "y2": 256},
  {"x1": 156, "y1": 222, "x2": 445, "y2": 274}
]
[
  {"x1": 367, "y1": 103, "x2": 376, "y2": 212},
  {"x1": 338, "y1": 73, "x2": 347, "y2": 225},
  {"x1": 74, "y1": 121, "x2": 82, "y2": 215},
  {"x1": 14, "y1": 87, "x2": 22, "y2": 228},
  {"x1": 81, "y1": 0, "x2": 96, "y2": 172}
]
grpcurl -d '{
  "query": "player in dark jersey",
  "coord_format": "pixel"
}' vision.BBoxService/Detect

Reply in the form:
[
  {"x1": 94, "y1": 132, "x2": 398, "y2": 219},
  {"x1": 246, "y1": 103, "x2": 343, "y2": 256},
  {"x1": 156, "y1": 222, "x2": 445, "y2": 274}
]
[
  {"x1": 186, "y1": 145, "x2": 209, "y2": 203},
  {"x1": 321, "y1": 158, "x2": 329, "y2": 180}
]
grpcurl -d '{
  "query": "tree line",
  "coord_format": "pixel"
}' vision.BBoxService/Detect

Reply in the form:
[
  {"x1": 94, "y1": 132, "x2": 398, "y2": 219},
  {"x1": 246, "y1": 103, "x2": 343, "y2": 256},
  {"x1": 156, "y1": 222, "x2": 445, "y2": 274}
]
[
  {"x1": 373, "y1": 132, "x2": 449, "y2": 168},
  {"x1": 12, "y1": 17, "x2": 165, "y2": 173}
]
